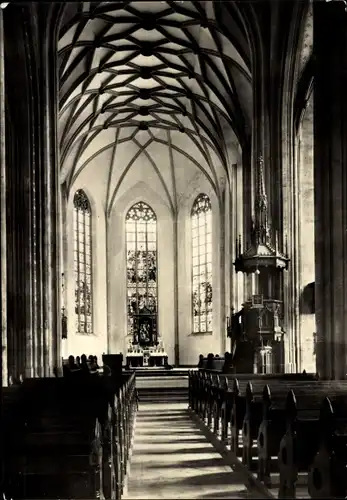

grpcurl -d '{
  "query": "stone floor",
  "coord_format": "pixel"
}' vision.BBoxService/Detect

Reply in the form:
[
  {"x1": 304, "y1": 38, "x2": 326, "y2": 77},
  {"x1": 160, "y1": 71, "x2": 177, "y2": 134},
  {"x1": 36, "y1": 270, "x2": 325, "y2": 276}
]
[{"x1": 123, "y1": 403, "x2": 268, "y2": 500}]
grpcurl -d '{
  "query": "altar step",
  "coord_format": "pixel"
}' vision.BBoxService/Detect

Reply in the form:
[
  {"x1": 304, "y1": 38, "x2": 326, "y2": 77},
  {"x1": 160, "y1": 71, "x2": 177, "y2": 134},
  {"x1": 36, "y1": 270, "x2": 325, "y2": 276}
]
[
  {"x1": 135, "y1": 374, "x2": 188, "y2": 403},
  {"x1": 138, "y1": 388, "x2": 188, "y2": 403},
  {"x1": 125, "y1": 368, "x2": 192, "y2": 377}
]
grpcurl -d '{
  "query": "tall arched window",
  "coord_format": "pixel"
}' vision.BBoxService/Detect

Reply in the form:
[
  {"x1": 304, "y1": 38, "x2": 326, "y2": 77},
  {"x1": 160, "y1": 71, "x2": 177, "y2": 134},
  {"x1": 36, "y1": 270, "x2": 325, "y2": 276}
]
[
  {"x1": 126, "y1": 202, "x2": 158, "y2": 346},
  {"x1": 73, "y1": 189, "x2": 93, "y2": 334},
  {"x1": 191, "y1": 193, "x2": 212, "y2": 333}
]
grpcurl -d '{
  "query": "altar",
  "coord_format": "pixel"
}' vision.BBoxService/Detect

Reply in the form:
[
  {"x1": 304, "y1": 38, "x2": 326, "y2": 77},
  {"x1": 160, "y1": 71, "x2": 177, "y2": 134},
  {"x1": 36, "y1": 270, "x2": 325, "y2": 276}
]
[
  {"x1": 126, "y1": 303, "x2": 168, "y2": 368},
  {"x1": 126, "y1": 345, "x2": 168, "y2": 369}
]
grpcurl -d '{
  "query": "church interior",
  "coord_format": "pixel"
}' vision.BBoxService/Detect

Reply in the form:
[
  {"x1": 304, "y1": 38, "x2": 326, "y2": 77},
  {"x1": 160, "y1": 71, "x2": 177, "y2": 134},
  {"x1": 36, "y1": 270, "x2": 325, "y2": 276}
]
[{"x1": 1, "y1": 0, "x2": 347, "y2": 499}]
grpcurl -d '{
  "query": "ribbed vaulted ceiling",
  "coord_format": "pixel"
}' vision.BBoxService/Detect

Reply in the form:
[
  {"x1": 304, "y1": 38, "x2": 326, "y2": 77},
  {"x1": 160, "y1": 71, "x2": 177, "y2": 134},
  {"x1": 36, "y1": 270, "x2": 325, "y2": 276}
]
[{"x1": 58, "y1": 1, "x2": 252, "y2": 214}]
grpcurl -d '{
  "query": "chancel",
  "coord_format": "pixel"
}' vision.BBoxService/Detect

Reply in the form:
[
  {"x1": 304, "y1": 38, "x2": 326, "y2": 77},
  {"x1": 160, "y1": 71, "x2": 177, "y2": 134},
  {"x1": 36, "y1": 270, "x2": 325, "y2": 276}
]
[{"x1": 1, "y1": 0, "x2": 347, "y2": 499}]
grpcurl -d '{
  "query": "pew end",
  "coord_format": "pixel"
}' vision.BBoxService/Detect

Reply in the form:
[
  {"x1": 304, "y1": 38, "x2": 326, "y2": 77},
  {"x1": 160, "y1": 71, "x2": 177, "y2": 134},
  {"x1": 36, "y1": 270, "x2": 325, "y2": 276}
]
[{"x1": 308, "y1": 396, "x2": 347, "y2": 498}]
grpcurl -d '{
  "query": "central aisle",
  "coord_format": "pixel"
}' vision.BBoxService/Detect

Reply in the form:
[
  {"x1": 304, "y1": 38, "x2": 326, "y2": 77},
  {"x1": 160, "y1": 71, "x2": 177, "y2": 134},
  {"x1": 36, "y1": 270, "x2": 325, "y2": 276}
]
[{"x1": 123, "y1": 403, "x2": 267, "y2": 500}]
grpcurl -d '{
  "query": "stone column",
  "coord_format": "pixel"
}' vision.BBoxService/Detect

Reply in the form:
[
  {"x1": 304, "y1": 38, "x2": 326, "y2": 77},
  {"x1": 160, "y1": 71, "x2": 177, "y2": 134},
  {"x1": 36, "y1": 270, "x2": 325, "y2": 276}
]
[
  {"x1": 242, "y1": 141, "x2": 253, "y2": 300},
  {"x1": 60, "y1": 183, "x2": 68, "y2": 360},
  {"x1": 20, "y1": 4, "x2": 62, "y2": 377},
  {"x1": 40, "y1": 18, "x2": 61, "y2": 376},
  {"x1": 4, "y1": 4, "x2": 36, "y2": 382},
  {"x1": 0, "y1": 5, "x2": 7, "y2": 387},
  {"x1": 32, "y1": 110, "x2": 44, "y2": 377},
  {"x1": 314, "y1": 1, "x2": 347, "y2": 380},
  {"x1": 105, "y1": 213, "x2": 110, "y2": 353},
  {"x1": 3, "y1": 4, "x2": 61, "y2": 380},
  {"x1": 173, "y1": 214, "x2": 179, "y2": 366},
  {"x1": 233, "y1": 159, "x2": 244, "y2": 311},
  {"x1": 221, "y1": 191, "x2": 227, "y2": 354}
]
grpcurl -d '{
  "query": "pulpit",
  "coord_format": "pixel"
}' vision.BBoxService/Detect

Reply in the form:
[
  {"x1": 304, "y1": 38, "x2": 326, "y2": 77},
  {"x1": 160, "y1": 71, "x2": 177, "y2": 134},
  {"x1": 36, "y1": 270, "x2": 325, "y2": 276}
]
[
  {"x1": 243, "y1": 296, "x2": 284, "y2": 373},
  {"x1": 233, "y1": 156, "x2": 289, "y2": 374}
]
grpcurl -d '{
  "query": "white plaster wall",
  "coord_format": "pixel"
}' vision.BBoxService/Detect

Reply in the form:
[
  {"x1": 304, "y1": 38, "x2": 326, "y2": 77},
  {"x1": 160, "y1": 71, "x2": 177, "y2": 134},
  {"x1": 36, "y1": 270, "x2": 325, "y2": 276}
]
[
  {"x1": 177, "y1": 173, "x2": 222, "y2": 365},
  {"x1": 61, "y1": 132, "x2": 238, "y2": 366},
  {"x1": 108, "y1": 180, "x2": 175, "y2": 362},
  {"x1": 65, "y1": 170, "x2": 108, "y2": 362}
]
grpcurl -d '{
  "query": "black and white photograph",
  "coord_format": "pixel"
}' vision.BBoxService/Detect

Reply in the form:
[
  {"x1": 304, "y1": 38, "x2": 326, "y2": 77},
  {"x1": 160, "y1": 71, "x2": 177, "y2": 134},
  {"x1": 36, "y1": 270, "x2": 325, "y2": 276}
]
[{"x1": 0, "y1": 0, "x2": 343, "y2": 498}]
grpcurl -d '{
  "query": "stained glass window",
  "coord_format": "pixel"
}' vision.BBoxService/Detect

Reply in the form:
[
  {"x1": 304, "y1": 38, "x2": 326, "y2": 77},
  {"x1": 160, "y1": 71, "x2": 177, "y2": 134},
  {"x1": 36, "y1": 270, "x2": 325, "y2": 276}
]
[
  {"x1": 191, "y1": 193, "x2": 212, "y2": 333},
  {"x1": 73, "y1": 189, "x2": 93, "y2": 334},
  {"x1": 126, "y1": 202, "x2": 158, "y2": 344}
]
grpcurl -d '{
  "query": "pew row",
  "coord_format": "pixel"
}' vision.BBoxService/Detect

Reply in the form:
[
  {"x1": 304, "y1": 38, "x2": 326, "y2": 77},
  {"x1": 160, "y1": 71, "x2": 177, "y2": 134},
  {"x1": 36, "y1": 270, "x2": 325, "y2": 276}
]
[
  {"x1": 1, "y1": 373, "x2": 138, "y2": 500},
  {"x1": 188, "y1": 370, "x2": 347, "y2": 499}
]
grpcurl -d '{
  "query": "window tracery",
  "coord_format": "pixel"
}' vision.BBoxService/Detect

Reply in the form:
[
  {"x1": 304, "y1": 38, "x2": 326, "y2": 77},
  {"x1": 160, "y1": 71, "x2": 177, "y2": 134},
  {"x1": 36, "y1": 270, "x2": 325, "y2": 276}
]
[
  {"x1": 126, "y1": 202, "x2": 158, "y2": 344},
  {"x1": 191, "y1": 193, "x2": 212, "y2": 333},
  {"x1": 73, "y1": 189, "x2": 93, "y2": 334}
]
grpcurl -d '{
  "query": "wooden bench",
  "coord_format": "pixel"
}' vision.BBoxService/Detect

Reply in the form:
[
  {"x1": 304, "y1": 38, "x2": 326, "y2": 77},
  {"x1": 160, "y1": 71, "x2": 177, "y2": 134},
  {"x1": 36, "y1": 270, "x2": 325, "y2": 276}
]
[
  {"x1": 1, "y1": 386, "x2": 24, "y2": 497},
  {"x1": 14, "y1": 418, "x2": 104, "y2": 499},
  {"x1": 200, "y1": 357, "x2": 225, "y2": 371},
  {"x1": 203, "y1": 373, "x2": 318, "y2": 453},
  {"x1": 190, "y1": 370, "x2": 224, "y2": 427},
  {"x1": 188, "y1": 371, "x2": 347, "y2": 498},
  {"x1": 226, "y1": 379, "x2": 347, "y2": 497},
  {"x1": 255, "y1": 381, "x2": 347, "y2": 490},
  {"x1": 189, "y1": 370, "x2": 319, "y2": 454},
  {"x1": 277, "y1": 386, "x2": 347, "y2": 498},
  {"x1": 189, "y1": 370, "x2": 210, "y2": 418},
  {"x1": 227, "y1": 375, "x2": 318, "y2": 456},
  {"x1": 308, "y1": 396, "x2": 347, "y2": 498},
  {"x1": 12, "y1": 378, "x2": 108, "y2": 499},
  {"x1": 240, "y1": 380, "x2": 329, "y2": 464},
  {"x1": 112, "y1": 372, "x2": 137, "y2": 498},
  {"x1": 3, "y1": 373, "x2": 137, "y2": 500}
]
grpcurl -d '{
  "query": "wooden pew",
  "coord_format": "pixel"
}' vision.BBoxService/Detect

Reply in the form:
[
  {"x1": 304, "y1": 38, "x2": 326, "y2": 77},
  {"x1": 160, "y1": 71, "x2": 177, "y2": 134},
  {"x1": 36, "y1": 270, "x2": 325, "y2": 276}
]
[
  {"x1": 227, "y1": 375, "x2": 319, "y2": 456},
  {"x1": 277, "y1": 386, "x2": 347, "y2": 498},
  {"x1": 256, "y1": 381, "x2": 347, "y2": 490},
  {"x1": 192, "y1": 371, "x2": 318, "y2": 453},
  {"x1": 4, "y1": 373, "x2": 137, "y2": 500},
  {"x1": 112, "y1": 372, "x2": 137, "y2": 498},
  {"x1": 200, "y1": 357, "x2": 225, "y2": 371},
  {"x1": 12, "y1": 377, "x2": 108, "y2": 499},
  {"x1": 189, "y1": 370, "x2": 210, "y2": 419},
  {"x1": 14, "y1": 418, "x2": 104, "y2": 499},
  {"x1": 308, "y1": 396, "x2": 347, "y2": 498},
  {"x1": 189, "y1": 370, "x2": 215, "y2": 425},
  {"x1": 223, "y1": 378, "x2": 347, "y2": 497},
  {"x1": 189, "y1": 370, "x2": 347, "y2": 498},
  {"x1": 1, "y1": 386, "x2": 24, "y2": 497},
  {"x1": 191, "y1": 371, "x2": 229, "y2": 432}
]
